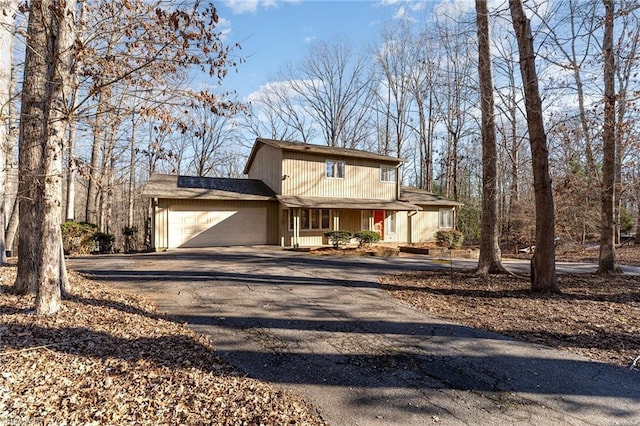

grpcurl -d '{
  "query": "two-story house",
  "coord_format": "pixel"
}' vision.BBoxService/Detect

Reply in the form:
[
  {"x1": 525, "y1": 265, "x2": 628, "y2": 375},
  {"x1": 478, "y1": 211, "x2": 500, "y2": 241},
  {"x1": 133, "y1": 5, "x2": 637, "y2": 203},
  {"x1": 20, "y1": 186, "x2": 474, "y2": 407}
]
[{"x1": 144, "y1": 138, "x2": 462, "y2": 249}]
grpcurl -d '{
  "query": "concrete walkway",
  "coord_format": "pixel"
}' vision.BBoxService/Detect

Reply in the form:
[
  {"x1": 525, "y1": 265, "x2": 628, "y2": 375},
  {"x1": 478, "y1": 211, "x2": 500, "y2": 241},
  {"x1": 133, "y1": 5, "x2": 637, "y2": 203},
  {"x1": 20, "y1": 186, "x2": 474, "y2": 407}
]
[{"x1": 68, "y1": 248, "x2": 640, "y2": 425}]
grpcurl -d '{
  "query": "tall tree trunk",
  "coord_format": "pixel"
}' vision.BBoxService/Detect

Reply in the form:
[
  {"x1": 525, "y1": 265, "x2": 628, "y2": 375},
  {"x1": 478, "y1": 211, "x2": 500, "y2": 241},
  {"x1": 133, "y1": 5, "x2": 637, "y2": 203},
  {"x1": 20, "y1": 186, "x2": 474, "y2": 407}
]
[
  {"x1": 85, "y1": 96, "x2": 105, "y2": 225},
  {"x1": 509, "y1": 0, "x2": 559, "y2": 293},
  {"x1": 65, "y1": 119, "x2": 77, "y2": 221},
  {"x1": 475, "y1": 0, "x2": 506, "y2": 275},
  {"x1": 598, "y1": 0, "x2": 620, "y2": 274},
  {"x1": 36, "y1": 0, "x2": 75, "y2": 313},
  {"x1": 0, "y1": 0, "x2": 18, "y2": 264},
  {"x1": 15, "y1": 0, "x2": 49, "y2": 295}
]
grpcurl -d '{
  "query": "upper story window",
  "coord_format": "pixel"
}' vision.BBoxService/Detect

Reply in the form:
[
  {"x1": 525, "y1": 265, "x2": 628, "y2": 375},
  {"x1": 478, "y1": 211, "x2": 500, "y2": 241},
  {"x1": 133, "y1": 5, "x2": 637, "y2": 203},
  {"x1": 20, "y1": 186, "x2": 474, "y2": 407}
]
[
  {"x1": 380, "y1": 165, "x2": 397, "y2": 183},
  {"x1": 326, "y1": 160, "x2": 345, "y2": 179}
]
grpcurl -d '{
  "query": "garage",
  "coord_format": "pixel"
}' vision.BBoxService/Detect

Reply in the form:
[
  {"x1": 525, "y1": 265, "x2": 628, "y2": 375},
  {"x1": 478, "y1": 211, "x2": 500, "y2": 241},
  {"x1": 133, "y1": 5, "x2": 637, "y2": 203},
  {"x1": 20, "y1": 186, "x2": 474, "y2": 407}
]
[
  {"x1": 168, "y1": 205, "x2": 268, "y2": 248},
  {"x1": 144, "y1": 175, "x2": 278, "y2": 250}
]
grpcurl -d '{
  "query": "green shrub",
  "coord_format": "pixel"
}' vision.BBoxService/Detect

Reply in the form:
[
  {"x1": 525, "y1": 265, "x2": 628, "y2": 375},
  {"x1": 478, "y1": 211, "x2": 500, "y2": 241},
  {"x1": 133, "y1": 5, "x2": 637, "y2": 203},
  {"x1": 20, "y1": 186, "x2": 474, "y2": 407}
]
[
  {"x1": 435, "y1": 230, "x2": 464, "y2": 248},
  {"x1": 123, "y1": 226, "x2": 138, "y2": 253},
  {"x1": 354, "y1": 230, "x2": 381, "y2": 247},
  {"x1": 324, "y1": 230, "x2": 352, "y2": 248},
  {"x1": 94, "y1": 232, "x2": 115, "y2": 254},
  {"x1": 61, "y1": 221, "x2": 98, "y2": 255}
]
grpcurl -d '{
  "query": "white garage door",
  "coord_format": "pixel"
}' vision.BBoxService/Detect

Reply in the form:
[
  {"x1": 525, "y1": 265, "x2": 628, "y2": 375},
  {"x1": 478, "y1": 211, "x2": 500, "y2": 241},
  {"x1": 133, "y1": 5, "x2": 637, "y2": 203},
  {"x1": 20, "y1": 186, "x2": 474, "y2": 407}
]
[{"x1": 168, "y1": 206, "x2": 267, "y2": 248}]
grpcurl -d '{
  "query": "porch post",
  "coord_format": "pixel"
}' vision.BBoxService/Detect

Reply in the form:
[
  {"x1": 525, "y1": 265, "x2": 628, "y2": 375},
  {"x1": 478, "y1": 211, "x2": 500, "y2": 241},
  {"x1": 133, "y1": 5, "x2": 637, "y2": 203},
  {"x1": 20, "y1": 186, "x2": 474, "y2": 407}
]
[
  {"x1": 293, "y1": 208, "x2": 300, "y2": 248},
  {"x1": 333, "y1": 209, "x2": 340, "y2": 230}
]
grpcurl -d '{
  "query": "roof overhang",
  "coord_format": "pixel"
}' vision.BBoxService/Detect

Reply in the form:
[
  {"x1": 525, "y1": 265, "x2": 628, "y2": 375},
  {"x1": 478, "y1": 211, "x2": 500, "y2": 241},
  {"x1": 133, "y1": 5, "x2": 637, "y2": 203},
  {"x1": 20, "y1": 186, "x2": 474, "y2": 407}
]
[{"x1": 277, "y1": 195, "x2": 422, "y2": 211}]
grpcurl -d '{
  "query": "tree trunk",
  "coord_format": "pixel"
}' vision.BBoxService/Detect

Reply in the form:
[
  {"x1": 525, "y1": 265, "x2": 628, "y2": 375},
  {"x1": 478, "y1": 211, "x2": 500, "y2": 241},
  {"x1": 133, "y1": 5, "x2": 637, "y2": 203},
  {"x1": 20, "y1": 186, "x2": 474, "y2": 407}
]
[
  {"x1": 65, "y1": 119, "x2": 77, "y2": 221},
  {"x1": 509, "y1": 0, "x2": 559, "y2": 293},
  {"x1": 475, "y1": 0, "x2": 506, "y2": 275},
  {"x1": 0, "y1": 0, "x2": 18, "y2": 265},
  {"x1": 15, "y1": 0, "x2": 49, "y2": 295},
  {"x1": 598, "y1": 0, "x2": 620, "y2": 274},
  {"x1": 86, "y1": 103, "x2": 103, "y2": 225},
  {"x1": 36, "y1": 0, "x2": 76, "y2": 313}
]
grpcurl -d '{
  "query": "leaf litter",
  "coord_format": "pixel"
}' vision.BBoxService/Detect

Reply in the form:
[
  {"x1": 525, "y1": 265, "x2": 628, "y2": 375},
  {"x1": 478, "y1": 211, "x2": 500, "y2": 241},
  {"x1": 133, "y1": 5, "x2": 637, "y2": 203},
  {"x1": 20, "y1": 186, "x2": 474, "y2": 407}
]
[{"x1": 0, "y1": 266, "x2": 326, "y2": 425}]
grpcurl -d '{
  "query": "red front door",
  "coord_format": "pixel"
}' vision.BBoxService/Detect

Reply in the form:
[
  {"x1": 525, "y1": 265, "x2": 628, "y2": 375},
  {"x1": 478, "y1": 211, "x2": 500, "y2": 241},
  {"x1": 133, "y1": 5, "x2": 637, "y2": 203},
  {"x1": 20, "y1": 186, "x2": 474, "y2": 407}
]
[{"x1": 374, "y1": 210, "x2": 385, "y2": 239}]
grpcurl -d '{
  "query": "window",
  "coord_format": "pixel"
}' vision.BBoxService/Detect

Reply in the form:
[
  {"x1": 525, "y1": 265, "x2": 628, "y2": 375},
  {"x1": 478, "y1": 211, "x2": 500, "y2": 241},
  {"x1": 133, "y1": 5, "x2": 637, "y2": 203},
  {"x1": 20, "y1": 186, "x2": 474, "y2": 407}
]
[
  {"x1": 289, "y1": 209, "x2": 332, "y2": 230},
  {"x1": 439, "y1": 209, "x2": 453, "y2": 228},
  {"x1": 385, "y1": 211, "x2": 396, "y2": 234},
  {"x1": 326, "y1": 160, "x2": 345, "y2": 179},
  {"x1": 361, "y1": 211, "x2": 372, "y2": 231},
  {"x1": 380, "y1": 165, "x2": 397, "y2": 182},
  {"x1": 321, "y1": 209, "x2": 331, "y2": 229}
]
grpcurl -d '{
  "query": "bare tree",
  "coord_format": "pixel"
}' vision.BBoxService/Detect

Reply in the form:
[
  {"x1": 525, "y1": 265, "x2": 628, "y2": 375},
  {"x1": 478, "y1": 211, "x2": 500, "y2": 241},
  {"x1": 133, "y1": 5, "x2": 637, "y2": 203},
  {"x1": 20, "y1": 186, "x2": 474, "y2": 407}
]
[
  {"x1": 509, "y1": 0, "x2": 559, "y2": 293},
  {"x1": 188, "y1": 109, "x2": 239, "y2": 177},
  {"x1": 598, "y1": 0, "x2": 621, "y2": 273},
  {"x1": 243, "y1": 81, "x2": 313, "y2": 142},
  {"x1": 475, "y1": 0, "x2": 506, "y2": 274},
  {"x1": 375, "y1": 22, "x2": 414, "y2": 158},
  {"x1": 286, "y1": 37, "x2": 374, "y2": 148},
  {"x1": 432, "y1": 17, "x2": 476, "y2": 200},
  {"x1": 407, "y1": 30, "x2": 439, "y2": 191}
]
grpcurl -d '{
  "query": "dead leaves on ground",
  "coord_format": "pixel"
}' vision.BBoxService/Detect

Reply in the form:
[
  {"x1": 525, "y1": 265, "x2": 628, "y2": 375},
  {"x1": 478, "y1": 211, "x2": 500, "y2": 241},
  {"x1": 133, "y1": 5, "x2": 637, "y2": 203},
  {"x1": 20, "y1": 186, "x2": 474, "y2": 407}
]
[
  {"x1": 0, "y1": 267, "x2": 326, "y2": 425},
  {"x1": 380, "y1": 270, "x2": 640, "y2": 370}
]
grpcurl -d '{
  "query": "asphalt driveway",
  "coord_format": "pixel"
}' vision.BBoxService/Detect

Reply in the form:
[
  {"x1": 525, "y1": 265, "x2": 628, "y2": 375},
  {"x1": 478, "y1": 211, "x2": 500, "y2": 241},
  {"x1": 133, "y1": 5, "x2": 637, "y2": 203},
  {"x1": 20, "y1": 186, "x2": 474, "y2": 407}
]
[{"x1": 68, "y1": 247, "x2": 640, "y2": 425}]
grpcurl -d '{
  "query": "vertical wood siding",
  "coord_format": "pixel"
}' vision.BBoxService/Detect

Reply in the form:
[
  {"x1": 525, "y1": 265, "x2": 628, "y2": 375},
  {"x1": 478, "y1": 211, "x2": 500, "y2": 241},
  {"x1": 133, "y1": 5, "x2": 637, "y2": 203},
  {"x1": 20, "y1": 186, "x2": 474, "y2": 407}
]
[
  {"x1": 247, "y1": 144, "x2": 282, "y2": 193},
  {"x1": 281, "y1": 152, "x2": 397, "y2": 200},
  {"x1": 411, "y1": 209, "x2": 440, "y2": 242}
]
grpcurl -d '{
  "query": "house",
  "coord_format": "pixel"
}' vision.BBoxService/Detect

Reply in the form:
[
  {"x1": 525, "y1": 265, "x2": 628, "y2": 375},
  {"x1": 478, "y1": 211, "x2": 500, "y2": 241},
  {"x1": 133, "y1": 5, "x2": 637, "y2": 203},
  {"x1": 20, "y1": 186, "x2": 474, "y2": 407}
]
[{"x1": 143, "y1": 138, "x2": 462, "y2": 249}]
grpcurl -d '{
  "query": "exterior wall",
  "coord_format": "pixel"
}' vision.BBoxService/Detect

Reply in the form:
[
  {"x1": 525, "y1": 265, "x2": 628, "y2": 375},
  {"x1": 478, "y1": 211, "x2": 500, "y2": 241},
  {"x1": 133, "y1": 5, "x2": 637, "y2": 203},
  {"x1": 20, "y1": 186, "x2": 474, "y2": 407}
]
[
  {"x1": 246, "y1": 144, "x2": 283, "y2": 193},
  {"x1": 154, "y1": 199, "x2": 171, "y2": 250},
  {"x1": 410, "y1": 208, "x2": 442, "y2": 243},
  {"x1": 381, "y1": 211, "x2": 408, "y2": 244},
  {"x1": 281, "y1": 151, "x2": 398, "y2": 200}
]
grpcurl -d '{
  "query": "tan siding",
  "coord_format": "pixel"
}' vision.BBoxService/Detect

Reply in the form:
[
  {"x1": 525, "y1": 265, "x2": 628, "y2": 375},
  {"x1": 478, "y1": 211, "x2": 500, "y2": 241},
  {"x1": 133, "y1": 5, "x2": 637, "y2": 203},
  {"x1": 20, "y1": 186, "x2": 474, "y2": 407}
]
[
  {"x1": 266, "y1": 202, "x2": 279, "y2": 244},
  {"x1": 339, "y1": 210, "x2": 363, "y2": 234},
  {"x1": 154, "y1": 199, "x2": 170, "y2": 250},
  {"x1": 411, "y1": 209, "x2": 440, "y2": 242},
  {"x1": 382, "y1": 212, "x2": 408, "y2": 244},
  {"x1": 246, "y1": 144, "x2": 282, "y2": 193},
  {"x1": 282, "y1": 152, "x2": 397, "y2": 200}
]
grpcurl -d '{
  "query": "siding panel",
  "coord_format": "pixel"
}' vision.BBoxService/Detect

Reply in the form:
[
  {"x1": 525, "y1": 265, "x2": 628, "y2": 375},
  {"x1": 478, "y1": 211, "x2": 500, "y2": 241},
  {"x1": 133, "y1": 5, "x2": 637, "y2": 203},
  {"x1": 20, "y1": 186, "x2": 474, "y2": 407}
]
[{"x1": 282, "y1": 152, "x2": 397, "y2": 200}]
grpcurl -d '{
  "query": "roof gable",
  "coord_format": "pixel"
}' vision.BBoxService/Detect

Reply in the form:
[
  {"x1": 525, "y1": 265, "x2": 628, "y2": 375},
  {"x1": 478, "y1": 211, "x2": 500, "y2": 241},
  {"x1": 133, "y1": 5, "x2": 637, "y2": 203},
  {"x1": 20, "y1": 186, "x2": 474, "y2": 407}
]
[{"x1": 243, "y1": 138, "x2": 403, "y2": 175}]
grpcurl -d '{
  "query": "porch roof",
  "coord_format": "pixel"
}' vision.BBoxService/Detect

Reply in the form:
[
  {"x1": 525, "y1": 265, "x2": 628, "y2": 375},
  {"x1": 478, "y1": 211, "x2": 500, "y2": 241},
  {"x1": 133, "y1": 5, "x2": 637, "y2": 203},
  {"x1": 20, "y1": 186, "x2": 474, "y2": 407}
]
[{"x1": 277, "y1": 195, "x2": 422, "y2": 211}]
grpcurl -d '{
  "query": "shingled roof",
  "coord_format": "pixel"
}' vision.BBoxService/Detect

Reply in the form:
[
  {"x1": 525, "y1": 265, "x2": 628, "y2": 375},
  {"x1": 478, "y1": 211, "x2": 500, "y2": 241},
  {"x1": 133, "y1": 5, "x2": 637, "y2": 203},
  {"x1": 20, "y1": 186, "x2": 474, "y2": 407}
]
[
  {"x1": 243, "y1": 138, "x2": 404, "y2": 175},
  {"x1": 400, "y1": 187, "x2": 463, "y2": 207},
  {"x1": 142, "y1": 174, "x2": 276, "y2": 201}
]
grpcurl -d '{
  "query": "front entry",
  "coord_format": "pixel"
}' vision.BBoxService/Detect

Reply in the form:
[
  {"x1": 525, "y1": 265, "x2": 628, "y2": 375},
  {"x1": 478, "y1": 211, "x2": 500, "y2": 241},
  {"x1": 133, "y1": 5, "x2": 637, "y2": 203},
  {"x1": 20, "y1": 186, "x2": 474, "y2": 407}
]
[{"x1": 373, "y1": 210, "x2": 385, "y2": 238}]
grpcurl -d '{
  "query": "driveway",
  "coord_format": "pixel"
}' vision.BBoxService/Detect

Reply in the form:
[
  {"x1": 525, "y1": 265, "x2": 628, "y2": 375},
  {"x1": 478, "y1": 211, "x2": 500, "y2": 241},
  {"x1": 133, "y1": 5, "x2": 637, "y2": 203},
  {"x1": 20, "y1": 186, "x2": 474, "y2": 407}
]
[{"x1": 68, "y1": 247, "x2": 640, "y2": 425}]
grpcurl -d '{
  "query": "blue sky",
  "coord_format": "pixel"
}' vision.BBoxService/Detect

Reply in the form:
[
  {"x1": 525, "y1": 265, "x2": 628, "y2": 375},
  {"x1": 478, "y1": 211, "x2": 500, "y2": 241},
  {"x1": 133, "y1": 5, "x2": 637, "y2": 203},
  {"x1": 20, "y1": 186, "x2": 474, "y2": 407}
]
[{"x1": 212, "y1": 0, "x2": 438, "y2": 100}]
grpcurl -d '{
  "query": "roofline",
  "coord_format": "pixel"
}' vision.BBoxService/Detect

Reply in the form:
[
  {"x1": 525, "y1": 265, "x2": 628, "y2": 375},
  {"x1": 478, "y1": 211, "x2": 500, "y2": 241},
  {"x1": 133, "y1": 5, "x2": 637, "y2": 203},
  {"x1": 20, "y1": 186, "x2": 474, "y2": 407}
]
[{"x1": 243, "y1": 138, "x2": 405, "y2": 175}]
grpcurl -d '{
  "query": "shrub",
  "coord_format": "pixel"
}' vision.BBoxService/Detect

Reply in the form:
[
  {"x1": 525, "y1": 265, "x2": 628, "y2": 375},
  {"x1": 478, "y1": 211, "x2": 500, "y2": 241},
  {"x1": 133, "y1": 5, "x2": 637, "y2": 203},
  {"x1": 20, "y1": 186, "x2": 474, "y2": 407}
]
[
  {"x1": 61, "y1": 221, "x2": 98, "y2": 255},
  {"x1": 123, "y1": 226, "x2": 138, "y2": 253},
  {"x1": 354, "y1": 230, "x2": 381, "y2": 247},
  {"x1": 94, "y1": 232, "x2": 115, "y2": 254},
  {"x1": 324, "y1": 230, "x2": 352, "y2": 248},
  {"x1": 435, "y1": 230, "x2": 464, "y2": 248}
]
